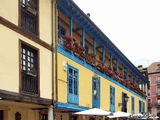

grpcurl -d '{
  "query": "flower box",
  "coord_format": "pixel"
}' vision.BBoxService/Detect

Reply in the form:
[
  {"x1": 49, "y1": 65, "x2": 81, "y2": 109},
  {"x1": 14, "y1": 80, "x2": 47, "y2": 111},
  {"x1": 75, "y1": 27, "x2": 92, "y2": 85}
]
[
  {"x1": 96, "y1": 60, "x2": 105, "y2": 72},
  {"x1": 26, "y1": 5, "x2": 37, "y2": 16},
  {"x1": 64, "y1": 42, "x2": 74, "y2": 52},
  {"x1": 26, "y1": 70, "x2": 37, "y2": 77},
  {"x1": 79, "y1": 52, "x2": 86, "y2": 60},
  {"x1": 105, "y1": 66, "x2": 115, "y2": 77},
  {"x1": 86, "y1": 53, "x2": 97, "y2": 66},
  {"x1": 63, "y1": 34, "x2": 73, "y2": 43}
]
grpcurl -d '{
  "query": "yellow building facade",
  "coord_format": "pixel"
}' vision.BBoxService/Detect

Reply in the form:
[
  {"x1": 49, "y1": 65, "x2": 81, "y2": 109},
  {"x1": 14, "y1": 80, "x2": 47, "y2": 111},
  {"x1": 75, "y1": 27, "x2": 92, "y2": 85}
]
[
  {"x1": 55, "y1": 0, "x2": 149, "y2": 120},
  {"x1": 0, "y1": 0, "x2": 55, "y2": 120},
  {"x1": 0, "y1": 0, "x2": 149, "y2": 120}
]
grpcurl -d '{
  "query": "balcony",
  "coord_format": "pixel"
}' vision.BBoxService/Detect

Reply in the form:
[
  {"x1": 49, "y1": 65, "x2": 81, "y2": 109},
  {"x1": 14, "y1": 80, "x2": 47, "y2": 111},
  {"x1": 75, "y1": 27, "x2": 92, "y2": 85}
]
[
  {"x1": 57, "y1": 36, "x2": 147, "y2": 97},
  {"x1": 21, "y1": 71, "x2": 38, "y2": 95}
]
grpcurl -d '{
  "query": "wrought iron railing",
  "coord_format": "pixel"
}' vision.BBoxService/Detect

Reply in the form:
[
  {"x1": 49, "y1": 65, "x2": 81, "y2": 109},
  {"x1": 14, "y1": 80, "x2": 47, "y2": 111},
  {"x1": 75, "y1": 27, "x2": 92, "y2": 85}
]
[
  {"x1": 21, "y1": 6, "x2": 38, "y2": 35},
  {"x1": 21, "y1": 71, "x2": 38, "y2": 95},
  {"x1": 58, "y1": 37, "x2": 64, "y2": 46}
]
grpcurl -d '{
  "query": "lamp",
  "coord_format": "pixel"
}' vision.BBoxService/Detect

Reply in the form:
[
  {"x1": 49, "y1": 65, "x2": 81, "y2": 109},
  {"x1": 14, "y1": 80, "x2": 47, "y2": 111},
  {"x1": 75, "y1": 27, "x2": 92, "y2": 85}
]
[{"x1": 118, "y1": 94, "x2": 129, "y2": 106}]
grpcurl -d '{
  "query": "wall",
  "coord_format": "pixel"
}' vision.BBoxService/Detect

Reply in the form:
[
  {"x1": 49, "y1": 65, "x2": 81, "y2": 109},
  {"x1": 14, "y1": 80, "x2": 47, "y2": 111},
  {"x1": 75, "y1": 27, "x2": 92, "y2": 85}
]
[
  {"x1": 0, "y1": 25, "x2": 52, "y2": 99},
  {"x1": 57, "y1": 52, "x2": 146, "y2": 113}
]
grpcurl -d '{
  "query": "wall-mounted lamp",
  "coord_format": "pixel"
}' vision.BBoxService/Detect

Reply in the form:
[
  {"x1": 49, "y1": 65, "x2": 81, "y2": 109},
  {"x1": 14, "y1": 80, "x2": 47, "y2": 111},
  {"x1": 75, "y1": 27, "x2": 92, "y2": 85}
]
[
  {"x1": 94, "y1": 90, "x2": 97, "y2": 96},
  {"x1": 118, "y1": 94, "x2": 129, "y2": 107},
  {"x1": 63, "y1": 61, "x2": 68, "y2": 71}
]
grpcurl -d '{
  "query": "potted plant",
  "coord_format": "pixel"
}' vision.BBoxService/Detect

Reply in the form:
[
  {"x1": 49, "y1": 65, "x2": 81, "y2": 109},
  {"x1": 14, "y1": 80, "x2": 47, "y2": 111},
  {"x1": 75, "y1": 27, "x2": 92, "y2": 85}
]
[
  {"x1": 26, "y1": 66, "x2": 37, "y2": 77},
  {"x1": 73, "y1": 42, "x2": 80, "y2": 56},
  {"x1": 62, "y1": 34, "x2": 75, "y2": 52},
  {"x1": 96, "y1": 60, "x2": 105, "y2": 72},
  {"x1": 63, "y1": 34, "x2": 73, "y2": 43},
  {"x1": 86, "y1": 53, "x2": 97, "y2": 66},
  {"x1": 105, "y1": 66, "x2": 115, "y2": 77},
  {"x1": 64, "y1": 41, "x2": 75, "y2": 52}
]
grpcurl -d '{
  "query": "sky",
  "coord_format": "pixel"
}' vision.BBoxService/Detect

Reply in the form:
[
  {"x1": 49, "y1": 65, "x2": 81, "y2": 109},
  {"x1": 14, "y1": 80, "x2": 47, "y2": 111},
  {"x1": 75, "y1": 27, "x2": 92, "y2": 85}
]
[{"x1": 73, "y1": 0, "x2": 160, "y2": 68}]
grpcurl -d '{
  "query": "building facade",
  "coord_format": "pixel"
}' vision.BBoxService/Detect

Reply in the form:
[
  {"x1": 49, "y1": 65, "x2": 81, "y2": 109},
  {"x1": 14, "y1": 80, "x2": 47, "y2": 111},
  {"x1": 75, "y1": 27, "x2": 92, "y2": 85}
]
[
  {"x1": 55, "y1": 0, "x2": 149, "y2": 120},
  {"x1": 0, "y1": 0, "x2": 55, "y2": 120},
  {"x1": 0, "y1": 0, "x2": 149, "y2": 120},
  {"x1": 147, "y1": 62, "x2": 160, "y2": 118}
]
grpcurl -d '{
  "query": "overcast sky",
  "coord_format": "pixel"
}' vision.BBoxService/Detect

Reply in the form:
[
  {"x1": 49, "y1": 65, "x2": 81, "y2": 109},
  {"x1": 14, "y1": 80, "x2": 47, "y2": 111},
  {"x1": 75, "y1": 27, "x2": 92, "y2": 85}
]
[{"x1": 73, "y1": 0, "x2": 160, "y2": 67}]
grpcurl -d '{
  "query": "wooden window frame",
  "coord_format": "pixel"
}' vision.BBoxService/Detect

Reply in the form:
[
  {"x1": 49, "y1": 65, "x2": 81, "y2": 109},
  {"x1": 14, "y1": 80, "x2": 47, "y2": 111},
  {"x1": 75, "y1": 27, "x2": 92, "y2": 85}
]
[
  {"x1": 67, "y1": 65, "x2": 79, "y2": 104},
  {"x1": 19, "y1": 40, "x2": 40, "y2": 96},
  {"x1": 18, "y1": 0, "x2": 39, "y2": 36}
]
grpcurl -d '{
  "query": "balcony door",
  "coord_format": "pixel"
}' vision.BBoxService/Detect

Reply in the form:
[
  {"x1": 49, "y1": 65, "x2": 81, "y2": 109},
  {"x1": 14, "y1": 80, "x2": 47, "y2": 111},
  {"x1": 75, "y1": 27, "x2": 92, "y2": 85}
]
[
  {"x1": 110, "y1": 86, "x2": 115, "y2": 112},
  {"x1": 67, "y1": 65, "x2": 79, "y2": 104},
  {"x1": 92, "y1": 77, "x2": 100, "y2": 108}
]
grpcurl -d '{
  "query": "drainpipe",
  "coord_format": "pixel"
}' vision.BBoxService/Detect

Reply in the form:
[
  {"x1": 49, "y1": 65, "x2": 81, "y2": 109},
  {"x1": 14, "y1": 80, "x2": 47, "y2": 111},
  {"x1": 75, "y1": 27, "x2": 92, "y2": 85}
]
[
  {"x1": 55, "y1": 0, "x2": 59, "y2": 105},
  {"x1": 52, "y1": 0, "x2": 59, "y2": 119},
  {"x1": 51, "y1": 0, "x2": 56, "y2": 120}
]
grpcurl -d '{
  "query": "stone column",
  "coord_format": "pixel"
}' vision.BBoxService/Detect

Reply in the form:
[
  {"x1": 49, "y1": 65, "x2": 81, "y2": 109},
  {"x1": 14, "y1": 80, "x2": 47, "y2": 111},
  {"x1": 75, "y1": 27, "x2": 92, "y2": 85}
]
[{"x1": 48, "y1": 105, "x2": 53, "y2": 120}]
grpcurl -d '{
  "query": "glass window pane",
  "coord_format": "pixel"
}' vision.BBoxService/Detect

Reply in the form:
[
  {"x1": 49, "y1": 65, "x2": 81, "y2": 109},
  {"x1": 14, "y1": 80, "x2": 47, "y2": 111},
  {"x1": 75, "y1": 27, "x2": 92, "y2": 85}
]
[
  {"x1": 31, "y1": 64, "x2": 34, "y2": 68},
  {"x1": 28, "y1": 51, "x2": 30, "y2": 56},
  {"x1": 31, "y1": 58, "x2": 33, "y2": 62},
  {"x1": 23, "y1": 60, "x2": 26, "y2": 65},
  {"x1": 23, "y1": 48, "x2": 25, "y2": 53},
  {"x1": 31, "y1": 52, "x2": 33, "y2": 57},
  {"x1": 23, "y1": 66, "x2": 26, "y2": 70},
  {"x1": 23, "y1": 54, "x2": 26, "y2": 59},
  {"x1": 28, "y1": 62, "x2": 30, "y2": 67},
  {"x1": 28, "y1": 57, "x2": 30, "y2": 61}
]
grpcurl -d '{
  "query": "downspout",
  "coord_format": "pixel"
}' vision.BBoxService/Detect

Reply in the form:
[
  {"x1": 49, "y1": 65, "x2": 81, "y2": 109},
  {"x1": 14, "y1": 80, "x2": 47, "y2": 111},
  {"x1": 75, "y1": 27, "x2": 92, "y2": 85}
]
[
  {"x1": 55, "y1": 0, "x2": 59, "y2": 105},
  {"x1": 52, "y1": 0, "x2": 59, "y2": 119},
  {"x1": 51, "y1": 0, "x2": 56, "y2": 120}
]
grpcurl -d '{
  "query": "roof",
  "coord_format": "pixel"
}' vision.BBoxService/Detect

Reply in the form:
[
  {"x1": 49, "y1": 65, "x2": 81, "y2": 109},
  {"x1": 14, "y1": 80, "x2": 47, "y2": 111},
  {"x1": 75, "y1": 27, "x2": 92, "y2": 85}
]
[{"x1": 147, "y1": 61, "x2": 160, "y2": 73}]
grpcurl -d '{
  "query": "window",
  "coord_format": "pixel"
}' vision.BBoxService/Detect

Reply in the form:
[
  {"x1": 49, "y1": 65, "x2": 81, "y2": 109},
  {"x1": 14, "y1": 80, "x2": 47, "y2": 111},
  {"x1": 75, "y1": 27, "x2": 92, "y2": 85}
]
[
  {"x1": 157, "y1": 76, "x2": 160, "y2": 83},
  {"x1": 157, "y1": 98, "x2": 160, "y2": 105},
  {"x1": 92, "y1": 77, "x2": 100, "y2": 108},
  {"x1": 157, "y1": 87, "x2": 160, "y2": 95},
  {"x1": 58, "y1": 25, "x2": 66, "y2": 46},
  {"x1": 21, "y1": 43, "x2": 39, "y2": 95},
  {"x1": 110, "y1": 86, "x2": 115, "y2": 112},
  {"x1": 139, "y1": 100, "x2": 143, "y2": 113},
  {"x1": 148, "y1": 89, "x2": 150, "y2": 96},
  {"x1": 122, "y1": 93, "x2": 127, "y2": 112},
  {"x1": 58, "y1": 25, "x2": 66, "y2": 38},
  {"x1": 20, "y1": 0, "x2": 38, "y2": 35},
  {"x1": 131, "y1": 96, "x2": 134, "y2": 114},
  {"x1": 67, "y1": 65, "x2": 79, "y2": 104}
]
